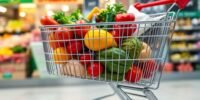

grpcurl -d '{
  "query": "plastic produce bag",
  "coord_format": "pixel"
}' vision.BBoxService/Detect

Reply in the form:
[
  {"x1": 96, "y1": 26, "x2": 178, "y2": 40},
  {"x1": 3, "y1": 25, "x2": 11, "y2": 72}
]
[{"x1": 127, "y1": 5, "x2": 166, "y2": 36}]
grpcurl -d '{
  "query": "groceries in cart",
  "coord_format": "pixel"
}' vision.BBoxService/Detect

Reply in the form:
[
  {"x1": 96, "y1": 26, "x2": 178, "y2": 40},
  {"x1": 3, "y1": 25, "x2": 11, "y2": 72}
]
[
  {"x1": 39, "y1": 0, "x2": 190, "y2": 99},
  {"x1": 40, "y1": 3, "x2": 159, "y2": 83}
]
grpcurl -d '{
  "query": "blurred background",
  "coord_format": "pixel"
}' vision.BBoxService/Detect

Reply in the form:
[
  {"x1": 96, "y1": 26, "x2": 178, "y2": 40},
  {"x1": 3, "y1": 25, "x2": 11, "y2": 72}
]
[{"x1": 0, "y1": 0, "x2": 200, "y2": 100}]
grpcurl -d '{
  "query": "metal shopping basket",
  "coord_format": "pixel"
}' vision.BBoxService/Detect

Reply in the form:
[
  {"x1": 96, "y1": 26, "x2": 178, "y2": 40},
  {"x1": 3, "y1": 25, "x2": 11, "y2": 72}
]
[{"x1": 40, "y1": 0, "x2": 189, "y2": 100}]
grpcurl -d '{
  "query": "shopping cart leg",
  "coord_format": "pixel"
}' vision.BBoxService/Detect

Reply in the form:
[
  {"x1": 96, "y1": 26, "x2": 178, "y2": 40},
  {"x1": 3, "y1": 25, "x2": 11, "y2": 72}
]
[
  {"x1": 109, "y1": 83, "x2": 133, "y2": 100},
  {"x1": 93, "y1": 92, "x2": 116, "y2": 100},
  {"x1": 116, "y1": 84, "x2": 158, "y2": 100}
]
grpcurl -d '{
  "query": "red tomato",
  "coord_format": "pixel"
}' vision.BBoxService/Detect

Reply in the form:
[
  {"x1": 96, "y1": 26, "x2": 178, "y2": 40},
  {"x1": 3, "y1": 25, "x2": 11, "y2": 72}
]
[
  {"x1": 54, "y1": 27, "x2": 74, "y2": 41},
  {"x1": 40, "y1": 16, "x2": 58, "y2": 25},
  {"x1": 115, "y1": 13, "x2": 135, "y2": 22},
  {"x1": 66, "y1": 41, "x2": 83, "y2": 54},
  {"x1": 142, "y1": 60, "x2": 157, "y2": 79},
  {"x1": 114, "y1": 24, "x2": 137, "y2": 37},
  {"x1": 79, "y1": 53, "x2": 92, "y2": 66},
  {"x1": 87, "y1": 62, "x2": 104, "y2": 77},
  {"x1": 74, "y1": 20, "x2": 90, "y2": 38},
  {"x1": 48, "y1": 33, "x2": 65, "y2": 49},
  {"x1": 110, "y1": 30, "x2": 120, "y2": 44},
  {"x1": 125, "y1": 66, "x2": 142, "y2": 83}
]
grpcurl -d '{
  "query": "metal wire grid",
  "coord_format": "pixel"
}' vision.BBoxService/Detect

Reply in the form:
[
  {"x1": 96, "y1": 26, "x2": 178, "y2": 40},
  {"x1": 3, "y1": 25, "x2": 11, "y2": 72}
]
[{"x1": 40, "y1": 12, "x2": 176, "y2": 89}]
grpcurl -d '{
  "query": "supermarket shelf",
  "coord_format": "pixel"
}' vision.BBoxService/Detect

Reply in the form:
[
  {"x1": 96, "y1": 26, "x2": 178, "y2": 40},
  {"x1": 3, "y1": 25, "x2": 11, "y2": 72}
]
[
  {"x1": 172, "y1": 37, "x2": 200, "y2": 41},
  {"x1": 175, "y1": 26, "x2": 200, "y2": 31},
  {"x1": 170, "y1": 59, "x2": 200, "y2": 63},
  {"x1": 170, "y1": 48, "x2": 200, "y2": 52},
  {"x1": 0, "y1": 30, "x2": 31, "y2": 35},
  {"x1": 162, "y1": 72, "x2": 200, "y2": 81}
]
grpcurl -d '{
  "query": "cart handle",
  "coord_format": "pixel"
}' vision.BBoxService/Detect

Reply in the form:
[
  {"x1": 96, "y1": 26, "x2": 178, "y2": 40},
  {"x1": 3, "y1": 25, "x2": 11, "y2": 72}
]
[{"x1": 134, "y1": 0, "x2": 190, "y2": 11}]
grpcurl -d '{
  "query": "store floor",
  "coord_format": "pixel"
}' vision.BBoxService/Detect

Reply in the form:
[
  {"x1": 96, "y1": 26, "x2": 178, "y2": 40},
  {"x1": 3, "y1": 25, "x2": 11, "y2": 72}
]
[{"x1": 0, "y1": 80, "x2": 199, "y2": 100}]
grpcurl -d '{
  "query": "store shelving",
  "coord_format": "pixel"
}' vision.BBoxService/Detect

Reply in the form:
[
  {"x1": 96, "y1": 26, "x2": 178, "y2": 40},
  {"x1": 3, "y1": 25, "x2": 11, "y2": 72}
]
[
  {"x1": 0, "y1": 31, "x2": 31, "y2": 35},
  {"x1": 172, "y1": 37, "x2": 200, "y2": 42},
  {"x1": 169, "y1": 4, "x2": 200, "y2": 73},
  {"x1": 171, "y1": 59, "x2": 200, "y2": 63},
  {"x1": 175, "y1": 26, "x2": 200, "y2": 31},
  {"x1": 170, "y1": 48, "x2": 200, "y2": 52}
]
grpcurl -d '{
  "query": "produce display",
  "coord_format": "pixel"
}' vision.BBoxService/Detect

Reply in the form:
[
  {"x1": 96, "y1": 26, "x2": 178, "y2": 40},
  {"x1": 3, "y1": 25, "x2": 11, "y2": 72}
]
[
  {"x1": 177, "y1": 63, "x2": 193, "y2": 72},
  {"x1": 170, "y1": 17, "x2": 200, "y2": 73},
  {"x1": 0, "y1": 34, "x2": 30, "y2": 63},
  {"x1": 40, "y1": 3, "x2": 156, "y2": 83},
  {"x1": 0, "y1": 34, "x2": 30, "y2": 80}
]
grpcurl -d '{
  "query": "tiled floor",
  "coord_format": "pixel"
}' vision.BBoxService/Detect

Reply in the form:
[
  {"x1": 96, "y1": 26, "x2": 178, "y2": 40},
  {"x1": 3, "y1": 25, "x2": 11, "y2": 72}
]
[
  {"x1": 0, "y1": 80, "x2": 199, "y2": 100},
  {"x1": 155, "y1": 80, "x2": 200, "y2": 100}
]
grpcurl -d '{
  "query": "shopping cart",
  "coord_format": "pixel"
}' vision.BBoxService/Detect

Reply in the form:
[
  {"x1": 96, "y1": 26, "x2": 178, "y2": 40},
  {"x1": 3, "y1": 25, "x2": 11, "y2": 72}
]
[{"x1": 40, "y1": 0, "x2": 189, "y2": 100}]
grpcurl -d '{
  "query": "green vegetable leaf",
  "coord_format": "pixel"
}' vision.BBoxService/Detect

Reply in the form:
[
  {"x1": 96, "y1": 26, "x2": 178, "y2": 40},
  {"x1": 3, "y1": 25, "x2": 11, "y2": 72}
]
[
  {"x1": 53, "y1": 11, "x2": 73, "y2": 24},
  {"x1": 70, "y1": 9, "x2": 83, "y2": 22},
  {"x1": 53, "y1": 10, "x2": 86, "y2": 24},
  {"x1": 97, "y1": 3, "x2": 126, "y2": 22}
]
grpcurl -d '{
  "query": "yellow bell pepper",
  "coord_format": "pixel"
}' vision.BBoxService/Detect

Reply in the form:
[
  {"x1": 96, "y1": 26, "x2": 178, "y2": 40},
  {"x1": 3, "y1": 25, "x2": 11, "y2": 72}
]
[
  {"x1": 87, "y1": 7, "x2": 100, "y2": 21},
  {"x1": 53, "y1": 47, "x2": 70, "y2": 64},
  {"x1": 84, "y1": 29, "x2": 117, "y2": 51}
]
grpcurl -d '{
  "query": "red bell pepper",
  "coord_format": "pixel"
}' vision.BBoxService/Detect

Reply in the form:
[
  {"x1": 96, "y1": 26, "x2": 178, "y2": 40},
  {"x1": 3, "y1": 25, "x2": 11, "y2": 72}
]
[
  {"x1": 87, "y1": 62, "x2": 104, "y2": 77},
  {"x1": 114, "y1": 13, "x2": 137, "y2": 37},
  {"x1": 40, "y1": 16, "x2": 58, "y2": 25},
  {"x1": 115, "y1": 13, "x2": 135, "y2": 22},
  {"x1": 141, "y1": 60, "x2": 157, "y2": 79},
  {"x1": 74, "y1": 20, "x2": 90, "y2": 38},
  {"x1": 79, "y1": 53, "x2": 92, "y2": 66},
  {"x1": 113, "y1": 24, "x2": 137, "y2": 37},
  {"x1": 125, "y1": 66, "x2": 142, "y2": 83},
  {"x1": 54, "y1": 27, "x2": 74, "y2": 42},
  {"x1": 49, "y1": 27, "x2": 74, "y2": 49},
  {"x1": 110, "y1": 30, "x2": 120, "y2": 44},
  {"x1": 66, "y1": 41, "x2": 83, "y2": 54}
]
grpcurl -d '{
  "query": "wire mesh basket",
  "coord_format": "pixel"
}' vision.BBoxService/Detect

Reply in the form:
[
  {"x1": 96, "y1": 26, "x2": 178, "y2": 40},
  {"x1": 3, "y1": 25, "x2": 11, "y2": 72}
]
[
  {"x1": 40, "y1": 0, "x2": 189, "y2": 99},
  {"x1": 41, "y1": 12, "x2": 175, "y2": 86}
]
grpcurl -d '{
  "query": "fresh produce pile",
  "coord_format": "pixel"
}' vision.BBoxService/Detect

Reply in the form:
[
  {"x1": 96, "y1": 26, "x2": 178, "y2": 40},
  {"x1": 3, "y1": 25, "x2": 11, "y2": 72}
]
[
  {"x1": 40, "y1": 3, "x2": 157, "y2": 83},
  {"x1": 0, "y1": 46, "x2": 27, "y2": 63},
  {"x1": 0, "y1": 33, "x2": 32, "y2": 63}
]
